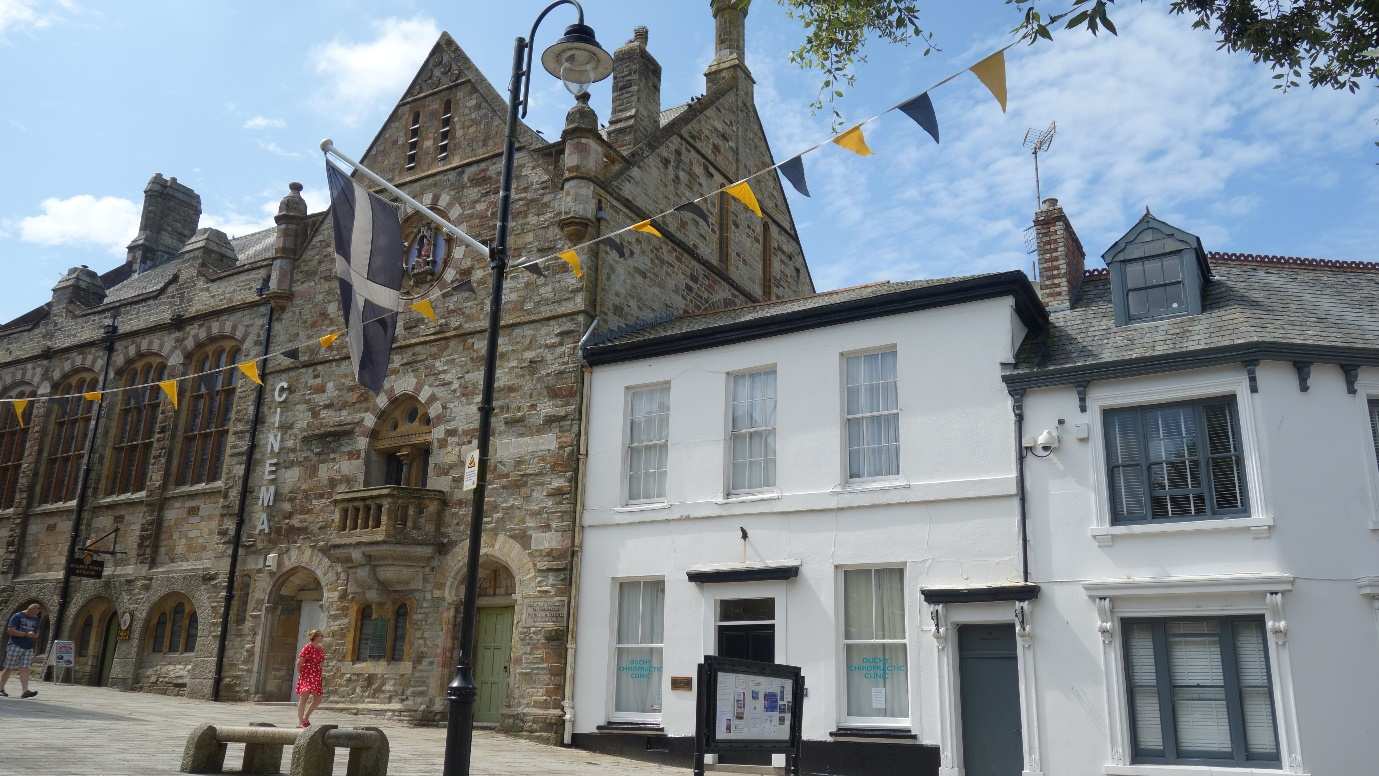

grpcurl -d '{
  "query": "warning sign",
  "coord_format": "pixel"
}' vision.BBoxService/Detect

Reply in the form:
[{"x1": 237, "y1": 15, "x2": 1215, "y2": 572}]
[{"x1": 463, "y1": 449, "x2": 480, "y2": 491}]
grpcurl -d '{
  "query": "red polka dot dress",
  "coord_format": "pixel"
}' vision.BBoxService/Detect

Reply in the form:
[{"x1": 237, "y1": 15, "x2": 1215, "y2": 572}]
[{"x1": 295, "y1": 642, "x2": 324, "y2": 696}]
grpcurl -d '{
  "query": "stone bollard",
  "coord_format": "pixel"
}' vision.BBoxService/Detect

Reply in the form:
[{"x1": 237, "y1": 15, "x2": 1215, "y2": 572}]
[
  {"x1": 331, "y1": 726, "x2": 389, "y2": 776},
  {"x1": 181, "y1": 723, "x2": 228, "y2": 774},
  {"x1": 290, "y1": 724, "x2": 337, "y2": 776},
  {"x1": 243, "y1": 722, "x2": 285, "y2": 774}
]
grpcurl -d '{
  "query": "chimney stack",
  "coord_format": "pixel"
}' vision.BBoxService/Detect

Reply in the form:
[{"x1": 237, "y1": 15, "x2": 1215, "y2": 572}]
[
  {"x1": 705, "y1": 0, "x2": 752, "y2": 92},
  {"x1": 125, "y1": 173, "x2": 201, "y2": 273},
  {"x1": 607, "y1": 27, "x2": 662, "y2": 155},
  {"x1": 1033, "y1": 197, "x2": 1085, "y2": 310},
  {"x1": 51, "y1": 265, "x2": 105, "y2": 309}
]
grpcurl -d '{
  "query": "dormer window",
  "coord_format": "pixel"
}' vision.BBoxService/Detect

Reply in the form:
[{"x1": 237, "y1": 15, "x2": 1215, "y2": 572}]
[
  {"x1": 437, "y1": 100, "x2": 451, "y2": 162},
  {"x1": 1124, "y1": 255, "x2": 1186, "y2": 321},
  {"x1": 405, "y1": 111, "x2": 420, "y2": 170},
  {"x1": 1104, "y1": 214, "x2": 1210, "y2": 326}
]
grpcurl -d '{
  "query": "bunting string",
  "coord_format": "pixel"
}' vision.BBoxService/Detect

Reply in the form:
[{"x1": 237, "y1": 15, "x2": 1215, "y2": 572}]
[{"x1": 1, "y1": 40, "x2": 1016, "y2": 408}]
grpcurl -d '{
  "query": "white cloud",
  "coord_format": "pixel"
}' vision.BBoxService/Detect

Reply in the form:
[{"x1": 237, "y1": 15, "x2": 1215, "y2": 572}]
[
  {"x1": 0, "y1": 0, "x2": 74, "y2": 36},
  {"x1": 256, "y1": 140, "x2": 302, "y2": 158},
  {"x1": 309, "y1": 16, "x2": 439, "y2": 126},
  {"x1": 203, "y1": 186, "x2": 329, "y2": 238},
  {"x1": 243, "y1": 115, "x2": 286, "y2": 130},
  {"x1": 17, "y1": 194, "x2": 138, "y2": 255}
]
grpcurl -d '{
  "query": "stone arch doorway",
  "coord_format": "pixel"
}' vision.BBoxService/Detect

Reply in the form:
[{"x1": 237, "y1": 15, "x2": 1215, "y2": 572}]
[
  {"x1": 261, "y1": 567, "x2": 325, "y2": 702},
  {"x1": 459, "y1": 558, "x2": 517, "y2": 727},
  {"x1": 71, "y1": 597, "x2": 118, "y2": 686}
]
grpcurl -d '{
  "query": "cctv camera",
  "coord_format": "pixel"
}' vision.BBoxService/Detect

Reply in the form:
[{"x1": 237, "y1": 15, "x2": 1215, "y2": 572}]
[{"x1": 1033, "y1": 428, "x2": 1060, "y2": 455}]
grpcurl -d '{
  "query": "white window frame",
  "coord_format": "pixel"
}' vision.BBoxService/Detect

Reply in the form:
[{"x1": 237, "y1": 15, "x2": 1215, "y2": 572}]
[
  {"x1": 1085, "y1": 375, "x2": 1272, "y2": 546},
  {"x1": 836, "y1": 564, "x2": 911, "y2": 729},
  {"x1": 725, "y1": 365, "x2": 778, "y2": 497},
  {"x1": 840, "y1": 346, "x2": 902, "y2": 485},
  {"x1": 622, "y1": 383, "x2": 670, "y2": 506},
  {"x1": 1356, "y1": 380, "x2": 1379, "y2": 531},
  {"x1": 608, "y1": 576, "x2": 666, "y2": 724},
  {"x1": 1083, "y1": 575, "x2": 1307, "y2": 776}
]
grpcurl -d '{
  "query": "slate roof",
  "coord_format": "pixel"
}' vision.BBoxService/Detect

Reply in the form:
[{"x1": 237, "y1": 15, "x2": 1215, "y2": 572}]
[
  {"x1": 1010, "y1": 253, "x2": 1379, "y2": 380},
  {"x1": 229, "y1": 226, "x2": 278, "y2": 263},
  {"x1": 658, "y1": 101, "x2": 692, "y2": 126},
  {"x1": 103, "y1": 259, "x2": 182, "y2": 303}
]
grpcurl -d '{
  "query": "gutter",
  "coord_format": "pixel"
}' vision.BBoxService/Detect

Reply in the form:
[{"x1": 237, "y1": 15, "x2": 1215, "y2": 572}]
[
  {"x1": 562, "y1": 317, "x2": 598, "y2": 746},
  {"x1": 1011, "y1": 389, "x2": 1031, "y2": 584},
  {"x1": 212, "y1": 277, "x2": 274, "y2": 701},
  {"x1": 48, "y1": 316, "x2": 118, "y2": 675}
]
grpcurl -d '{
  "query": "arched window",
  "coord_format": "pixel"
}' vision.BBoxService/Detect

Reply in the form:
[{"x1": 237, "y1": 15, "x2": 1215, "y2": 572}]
[
  {"x1": 40, "y1": 371, "x2": 99, "y2": 504},
  {"x1": 77, "y1": 615, "x2": 94, "y2": 658},
  {"x1": 106, "y1": 356, "x2": 167, "y2": 495},
  {"x1": 391, "y1": 603, "x2": 408, "y2": 661},
  {"x1": 146, "y1": 594, "x2": 197, "y2": 654},
  {"x1": 405, "y1": 111, "x2": 421, "y2": 170},
  {"x1": 151, "y1": 613, "x2": 168, "y2": 653},
  {"x1": 0, "y1": 386, "x2": 34, "y2": 509},
  {"x1": 366, "y1": 396, "x2": 432, "y2": 488},
  {"x1": 176, "y1": 341, "x2": 240, "y2": 486},
  {"x1": 185, "y1": 612, "x2": 199, "y2": 653},
  {"x1": 355, "y1": 605, "x2": 388, "y2": 662},
  {"x1": 437, "y1": 100, "x2": 452, "y2": 162}
]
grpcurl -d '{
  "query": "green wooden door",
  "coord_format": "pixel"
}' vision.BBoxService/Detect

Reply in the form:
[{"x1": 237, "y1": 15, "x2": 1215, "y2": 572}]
[{"x1": 475, "y1": 607, "x2": 514, "y2": 724}]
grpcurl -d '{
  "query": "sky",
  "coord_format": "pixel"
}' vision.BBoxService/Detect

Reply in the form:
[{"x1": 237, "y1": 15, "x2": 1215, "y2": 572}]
[{"x1": 0, "y1": 0, "x2": 1375, "y2": 323}]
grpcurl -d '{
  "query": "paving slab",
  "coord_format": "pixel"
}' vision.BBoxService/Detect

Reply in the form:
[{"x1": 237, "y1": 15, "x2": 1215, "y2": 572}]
[{"x1": 0, "y1": 682, "x2": 681, "y2": 776}]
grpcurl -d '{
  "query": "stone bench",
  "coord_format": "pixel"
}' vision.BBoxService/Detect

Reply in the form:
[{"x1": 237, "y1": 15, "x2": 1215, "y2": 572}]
[{"x1": 180, "y1": 722, "x2": 389, "y2": 776}]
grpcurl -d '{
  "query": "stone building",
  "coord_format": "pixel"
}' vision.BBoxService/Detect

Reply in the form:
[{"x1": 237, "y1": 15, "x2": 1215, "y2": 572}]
[{"x1": 0, "y1": 0, "x2": 812, "y2": 741}]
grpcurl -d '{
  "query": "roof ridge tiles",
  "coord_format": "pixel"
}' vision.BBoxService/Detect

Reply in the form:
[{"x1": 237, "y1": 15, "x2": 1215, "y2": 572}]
[{"x1": 1081, "y1": 252, "x2": 1379, "y2": 280}]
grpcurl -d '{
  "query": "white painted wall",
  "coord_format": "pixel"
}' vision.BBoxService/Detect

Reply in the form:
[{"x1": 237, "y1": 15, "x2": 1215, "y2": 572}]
[
  {"x1": 1022, "y1": 360, "x2": 1379, "y2": 776},
  {"x1": 574, "y1": 295, "x2": 1028, "y2": 749}
]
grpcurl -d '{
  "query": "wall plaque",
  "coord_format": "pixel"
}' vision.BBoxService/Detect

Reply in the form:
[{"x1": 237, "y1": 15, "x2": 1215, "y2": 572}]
[{"x1": 671, "y1": 675, "x2": 693, "y2": 692}]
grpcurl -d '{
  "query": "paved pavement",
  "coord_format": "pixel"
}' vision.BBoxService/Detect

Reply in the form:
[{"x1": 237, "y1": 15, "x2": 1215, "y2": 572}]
[{"x1": 0, "y1": 682, "x2": 682, "y2": 776}]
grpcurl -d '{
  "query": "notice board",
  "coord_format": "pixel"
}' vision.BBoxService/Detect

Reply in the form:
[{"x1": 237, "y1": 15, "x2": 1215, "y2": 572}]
[{"x1": 694, "y1": 655, "x2": 804, "y2": 776}]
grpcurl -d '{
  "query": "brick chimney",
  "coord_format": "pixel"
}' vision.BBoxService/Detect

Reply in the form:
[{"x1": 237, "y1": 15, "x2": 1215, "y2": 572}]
[
  {"x1": 125, "y1": 173, "x2": 201, "y2": 273},
  {"x1": 607, "y1": 27, "x2": 661, "y2": 155},
  {"x1": 51, "y1": 265, "x2": 105, "y2": 309},
  {"x1": 1033, "y1": 197, "x2": 1085, "y2": 310},
  {"x1": 706, "y1": 0, "x2": 752, "y2": 92}
]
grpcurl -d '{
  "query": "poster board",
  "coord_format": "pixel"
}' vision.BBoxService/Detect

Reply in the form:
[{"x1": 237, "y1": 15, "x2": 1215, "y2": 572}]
[
  {"x1": 694, "y1": 655, "x2": 804, "y2": 776},
  {"x1": 52, "y1": 640, "x2": 75, "y2": 668}
]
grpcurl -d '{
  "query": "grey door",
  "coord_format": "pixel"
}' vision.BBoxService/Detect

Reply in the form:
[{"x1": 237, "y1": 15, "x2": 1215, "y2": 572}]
[{"x1": 958, "y1": 624, "x2": 1023, "y2": 776}]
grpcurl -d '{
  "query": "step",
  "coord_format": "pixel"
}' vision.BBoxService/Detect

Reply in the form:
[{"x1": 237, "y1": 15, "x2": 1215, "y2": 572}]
[{"x1": 705, "y1": 765, "x2": 784, "y2": 775}]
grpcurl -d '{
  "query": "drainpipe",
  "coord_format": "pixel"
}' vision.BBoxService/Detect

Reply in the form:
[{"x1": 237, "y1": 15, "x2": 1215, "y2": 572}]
[
  {"x1": 1011, "y1": 389, "x2": 1030, "y2": 583},
  {"x1": 562, "y1": 317, "x2": 598, "y2": 746},
  {"x1": 47, "y1": 315, "x2": 118, "y2": 679},
  {"x1": 212, "y1": 277, "x2": 274, "y2": 701}
]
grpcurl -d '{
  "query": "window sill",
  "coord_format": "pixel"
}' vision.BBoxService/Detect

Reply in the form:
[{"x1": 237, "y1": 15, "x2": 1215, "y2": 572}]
[
  {"x1": 96, "y1": 491, "x2": 148, "y2": 506},
  {"x1": 165, "y1": 481, "x2": 226, "y2": 499},
  {"x1": 613, "y1": 502, "x2": 670, "y2": 513},
  {"x1": 832, "y1": 479, "x2": 909, "y2": 495},
  {"x1": 28, "y1": 500, "x2": 77, "y2": 515},
  {"x1": 1105, "y1": 765, "x2": 1301, "y2": 776},
  {"x1": 596, "y1": 722, "x2": 665, "y2": 734},
  {"x1": 716, "y1": 491, "x2": 781, "y2": 505},
  {"x1": 828, "y1": 727, "x2": 916, "y2": 740},
  {"x1": 1091, "y1": 516, "x2": 1272, "y2": 546}
]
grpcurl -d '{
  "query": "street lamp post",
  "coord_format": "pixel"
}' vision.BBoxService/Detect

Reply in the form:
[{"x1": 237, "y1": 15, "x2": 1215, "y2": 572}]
[{"x1": 443, "y1": 4, "x2": 612, "y2": 775}]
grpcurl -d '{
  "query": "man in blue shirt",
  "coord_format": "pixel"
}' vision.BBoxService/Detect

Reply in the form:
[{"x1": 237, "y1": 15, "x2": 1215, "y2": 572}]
[{"x1": 1, "y1": 603, "x2": 43, "y2": 699}]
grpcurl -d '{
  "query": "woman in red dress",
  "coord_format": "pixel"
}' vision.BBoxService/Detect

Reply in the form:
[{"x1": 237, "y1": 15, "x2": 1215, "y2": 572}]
[{"x1": 295, "y1": 629, "x2": 325, "y2": 728}]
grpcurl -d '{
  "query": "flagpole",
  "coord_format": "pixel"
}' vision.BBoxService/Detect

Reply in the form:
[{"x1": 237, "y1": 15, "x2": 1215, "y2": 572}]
[{"x1": 320, "y1": 139, "x2": 491, "y2": 260}]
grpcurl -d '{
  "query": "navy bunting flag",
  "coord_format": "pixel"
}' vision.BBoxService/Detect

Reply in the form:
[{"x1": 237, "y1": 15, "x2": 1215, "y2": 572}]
[
  {"x1": 898, "y1": 93, "x2": 940, "y2": 144},
  {"x1": 281, "y1": 347, "x2": 301, "y2": 362},
  {"x1": 325, "y1": 160, "x2": 403, "y2": 394},
  {"x1": 521, "y1": 261, "x2": 546, "y2": 277},
  {"x1": 779, "y1": 155, "x2": 810, "y2": 197},
  {"x1": 674, "y1": 201, "x2": 710, "y2": 225},
  {"x1": 603, "y1": 236, "x2": 626, "y2": 258}
]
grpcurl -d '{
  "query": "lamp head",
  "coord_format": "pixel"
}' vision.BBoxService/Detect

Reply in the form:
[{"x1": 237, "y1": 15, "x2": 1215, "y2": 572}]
[{"x1": 541, "y1": 22, "x2": 613, "y2": 96}]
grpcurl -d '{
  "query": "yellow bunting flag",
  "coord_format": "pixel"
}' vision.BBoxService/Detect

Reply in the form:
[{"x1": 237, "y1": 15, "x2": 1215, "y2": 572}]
[
  {"x1": 833, "y1": 124, "x2": 873, "y2": 156},
  {"x1": 319, "y1": 331, "x2": 341, "y2": 349},
  {"x1": 158, "y1": 379, "x2": 178, "y2": 409},
  {"x1": 82, "y1": 391, "x2": 101, "y2": 402},
  {"x1": 238, "y1": 360, "x2": 262, "y2": 386},
  {"x1": 557, "y1": 250, "x2": 583, "y2": 278},
  {"x1": 631, "y1": 220, "x2": 662, "y2": 238},
  {"x1": 724, "y1": 181, "x2": 763, "y2": 219},
  {"x1": 12, "y1": 398, "x2": 29, "y2": 428},
  {"x1": 410, "y1": 298, "x2": 437, "y2": 321},
  {"x1": 970, "y1": 50, "x2": 1007, "y2": 112}
]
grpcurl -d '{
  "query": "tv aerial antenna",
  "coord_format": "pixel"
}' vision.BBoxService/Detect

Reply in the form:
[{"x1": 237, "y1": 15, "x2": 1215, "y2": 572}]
[{"x1": 1022, "y1": 122, "x2": 1057, "y2": 210}]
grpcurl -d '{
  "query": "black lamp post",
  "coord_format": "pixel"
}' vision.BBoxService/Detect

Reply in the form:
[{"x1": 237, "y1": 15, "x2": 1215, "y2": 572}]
[{"x1": 443, "y1": 4, "x2": 612, "y2": 775}]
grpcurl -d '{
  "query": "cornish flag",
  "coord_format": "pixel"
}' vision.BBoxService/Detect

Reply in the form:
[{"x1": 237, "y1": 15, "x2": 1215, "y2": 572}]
[{"x1": 326, "y1": 160, "x2": 404, "y2": 393}]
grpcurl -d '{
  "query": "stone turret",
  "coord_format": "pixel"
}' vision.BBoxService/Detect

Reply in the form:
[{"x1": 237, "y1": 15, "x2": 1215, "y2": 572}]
[
  {"x1": 560, "y1": 92, "x2": 603, "y2": 246},
  {"x1": 125, "y1": 173, "x2": 201, "y2": 273},
  {"x1": 607, "y1": 27, "x2": 661, "y2": 155},
  {"x1": 51, "y1": 265, "x2": 105, "y2": 309},
  {"x1": 706, "y1": 0, "x2": 752, "y2": 92},
  {"x1": 269, "y1": 182, "x2": 309, "y2": 301}
]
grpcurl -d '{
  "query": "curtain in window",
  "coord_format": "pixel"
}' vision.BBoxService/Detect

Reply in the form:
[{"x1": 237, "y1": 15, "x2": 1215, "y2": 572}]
[
  {"x1": 626, "y1": 387, "x2": 669, "y2": 502},
  {"x1": 845, "y1": 351, "x2": 899, "y2": 480},
  {"x1": 1126, "y1": 623, "x2": 1164, "y2": 754},
  {"x1": 614, "y1": 580, "x2": 664, "y2": 715},
  {"x1": 1167, "y1": 620, "x2": 1231, "y2": 756},
  {"x1": 843, "y1": 568, "x2": 907, "y2": 718},
  {"x1": 1232, "y1": 621, "x2": 1278, "y2": 758},
  {"x1": 730, "y1": 370, "x2": 776, "y2": 492}
]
